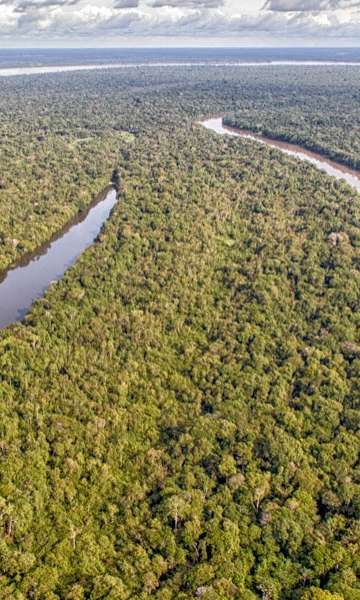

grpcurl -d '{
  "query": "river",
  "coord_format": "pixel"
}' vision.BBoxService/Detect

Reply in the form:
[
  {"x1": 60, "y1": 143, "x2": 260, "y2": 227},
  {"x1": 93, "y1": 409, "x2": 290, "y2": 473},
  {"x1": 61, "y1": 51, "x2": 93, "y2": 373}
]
[
  {"x1": 0, "y1": 187, "x2": 117, "y2": 329},
  {"x1": 200, "y1": 118, "x2": 360, "y2": 193},
  {"x1": 1, "y1": 61, "x2": 360, "y2": 77},
  {"x1": 0, "y1": 117, "x2": 359, "y2": 330}
]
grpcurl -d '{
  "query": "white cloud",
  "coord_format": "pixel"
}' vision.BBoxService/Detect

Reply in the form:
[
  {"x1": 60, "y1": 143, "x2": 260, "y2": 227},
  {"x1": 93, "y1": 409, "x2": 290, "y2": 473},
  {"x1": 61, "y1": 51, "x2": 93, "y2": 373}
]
[
  {"x1": 0, "y1": 0, "x2": 359, "y2": 42},
  {"x1": 151, "y1": 0, "x2": 225, "y2": 7},
  {"x1": 114, "y1": 0, "x2": 139, "y2": 8},
  {"x1": 263, "y1": 0, "x2": 360, "y2": 11},
  {"x1": 0, "y1": 4, "x2": 18, "y2": 30},
  {"x1": 0, "y1": 0, "x2": 79, "y2": 11}
]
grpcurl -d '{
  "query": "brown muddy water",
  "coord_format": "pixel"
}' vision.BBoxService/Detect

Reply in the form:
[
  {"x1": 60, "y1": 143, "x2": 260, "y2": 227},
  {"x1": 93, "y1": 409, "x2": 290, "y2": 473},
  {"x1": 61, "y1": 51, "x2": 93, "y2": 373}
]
[
  {"x1": 1, "y1": 116, "x2": 359, "y2": 330},
  {"x1": 200, "y1": 117, "x2": 360, "y2": 193}
]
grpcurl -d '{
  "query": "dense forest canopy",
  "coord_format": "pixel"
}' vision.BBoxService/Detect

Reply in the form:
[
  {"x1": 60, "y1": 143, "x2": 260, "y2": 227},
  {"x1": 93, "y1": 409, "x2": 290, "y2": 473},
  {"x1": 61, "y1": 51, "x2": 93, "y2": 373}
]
[
  {"x1": 222, "y1": 68, "x2": 360, "y2": 170},
  {"x1": 1, "y1": 65, "x2": 359, "y2": 268},
  {"x1": 0, "y1": 64, "x2": 359, "y2": 599}
]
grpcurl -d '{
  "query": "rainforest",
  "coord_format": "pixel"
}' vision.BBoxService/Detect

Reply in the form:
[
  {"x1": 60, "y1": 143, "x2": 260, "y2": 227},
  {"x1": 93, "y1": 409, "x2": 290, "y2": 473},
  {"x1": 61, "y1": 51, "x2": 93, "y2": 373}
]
[{"x1": 0, "y1": 59, "x2": 359, "y2": 600}]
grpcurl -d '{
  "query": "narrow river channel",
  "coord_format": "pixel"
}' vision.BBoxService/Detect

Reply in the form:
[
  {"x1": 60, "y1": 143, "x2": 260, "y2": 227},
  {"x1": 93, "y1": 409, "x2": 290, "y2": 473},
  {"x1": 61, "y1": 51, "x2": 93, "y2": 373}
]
[
  {"x1": 0, "y1": 117, "x2": 359, "y2": 330},
  {"x1": 0, "y1": 186, "x2": 117, "y2": 329},
  {"x1": 201, "y1": 117, "x2": 360, "y2": 193}
]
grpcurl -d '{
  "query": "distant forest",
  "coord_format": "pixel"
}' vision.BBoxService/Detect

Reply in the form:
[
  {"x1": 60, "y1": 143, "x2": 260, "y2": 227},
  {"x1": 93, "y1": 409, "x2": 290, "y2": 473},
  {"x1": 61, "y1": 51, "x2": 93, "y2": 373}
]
[
  {"x1": 0, "y1": 64, "x2": 359, "y2": 599},
  {"x1": 1, "y1": 46, "x2": 360, "y2": 68}
]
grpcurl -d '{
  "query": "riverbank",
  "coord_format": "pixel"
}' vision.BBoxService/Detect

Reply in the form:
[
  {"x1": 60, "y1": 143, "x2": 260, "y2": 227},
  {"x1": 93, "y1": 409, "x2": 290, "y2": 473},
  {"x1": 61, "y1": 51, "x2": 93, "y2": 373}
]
[
  {"x1": 223, "y1": 117, "x2": 360, "y2": 172},
  {"x1": 200, "y1": 117, "x2": 360, "y2": 193},
  {"x1": 0, "y1": 186, "x2": 118, "y2": 329}
]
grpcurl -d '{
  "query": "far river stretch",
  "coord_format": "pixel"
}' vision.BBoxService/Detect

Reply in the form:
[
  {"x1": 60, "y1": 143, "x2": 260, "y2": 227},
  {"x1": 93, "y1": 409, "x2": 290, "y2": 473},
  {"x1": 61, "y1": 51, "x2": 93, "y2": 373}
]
[{"x1": 201, "y1": 118, "x2": 360, "y2": 193}]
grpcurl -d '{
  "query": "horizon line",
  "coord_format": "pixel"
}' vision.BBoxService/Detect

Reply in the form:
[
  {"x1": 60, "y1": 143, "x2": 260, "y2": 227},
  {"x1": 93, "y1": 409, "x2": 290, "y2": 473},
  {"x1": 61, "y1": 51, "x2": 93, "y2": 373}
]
[{"x1": 2, "y1": 45, "x2": 360, "y2": 50}]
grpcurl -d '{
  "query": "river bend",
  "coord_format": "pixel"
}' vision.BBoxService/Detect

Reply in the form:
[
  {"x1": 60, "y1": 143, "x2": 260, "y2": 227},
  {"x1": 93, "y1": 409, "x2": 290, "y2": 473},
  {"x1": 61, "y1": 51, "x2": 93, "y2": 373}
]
[
  {"x1": 200, "y1": 118, "x2": 360, "y2": 193},
  {"x1": 0, "y1": 117, "x2": 359, "y2": 329}
]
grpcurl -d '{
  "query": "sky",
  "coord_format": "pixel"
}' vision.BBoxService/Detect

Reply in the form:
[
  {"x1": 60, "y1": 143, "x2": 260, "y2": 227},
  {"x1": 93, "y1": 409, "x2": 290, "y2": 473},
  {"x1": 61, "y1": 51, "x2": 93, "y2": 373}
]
[{"x1": 0, "y1": 0, "x2": 360, "y2": 47}]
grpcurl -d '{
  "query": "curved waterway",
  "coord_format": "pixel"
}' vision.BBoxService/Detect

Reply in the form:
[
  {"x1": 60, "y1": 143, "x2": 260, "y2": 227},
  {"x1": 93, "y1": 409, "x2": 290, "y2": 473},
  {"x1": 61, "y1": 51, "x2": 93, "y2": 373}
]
[
  {"x1": 1, "y1": 119, "x2": 359, "y2": 330},
  {"x1": 200, "y1": 118, "x2": 360, "y2": 193},
  {"x1": 0, "y1": 186, "x2": 117, "y2": 329}
]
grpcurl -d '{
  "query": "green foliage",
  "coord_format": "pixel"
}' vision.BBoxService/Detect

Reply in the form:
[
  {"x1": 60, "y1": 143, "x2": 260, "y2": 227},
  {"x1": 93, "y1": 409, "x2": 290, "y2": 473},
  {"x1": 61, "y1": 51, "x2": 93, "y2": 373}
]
[
  {"x1": 223, "y1": 67, "x2": 360, "y2": 169},
  {"x1": 0, "y1": 64, "x2": 359, "y2": 598}
]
